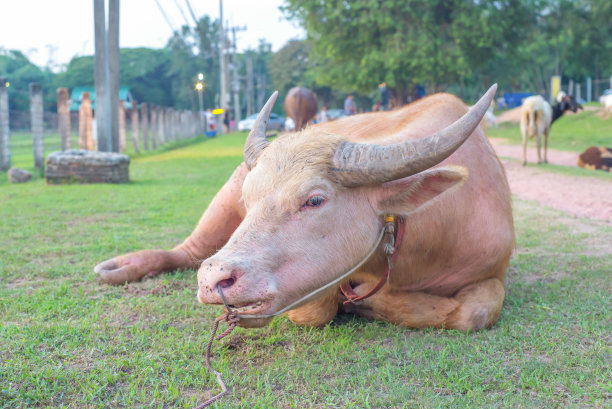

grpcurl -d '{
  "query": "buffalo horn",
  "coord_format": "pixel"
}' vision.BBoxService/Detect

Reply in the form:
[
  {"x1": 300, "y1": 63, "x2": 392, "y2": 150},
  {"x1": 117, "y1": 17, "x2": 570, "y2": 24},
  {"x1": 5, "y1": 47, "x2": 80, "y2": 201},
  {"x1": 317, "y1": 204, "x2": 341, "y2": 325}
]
[
  {"x1": 244, "y1": 91, "x2": 278, "y2": 169},
  {"x1": 331, "y1": 84, "x2": 497, "y2": 186}
]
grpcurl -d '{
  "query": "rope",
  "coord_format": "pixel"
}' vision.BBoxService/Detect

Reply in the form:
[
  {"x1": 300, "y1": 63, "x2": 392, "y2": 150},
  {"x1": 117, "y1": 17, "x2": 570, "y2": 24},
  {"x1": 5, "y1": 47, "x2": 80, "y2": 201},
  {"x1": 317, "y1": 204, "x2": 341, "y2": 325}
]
[{"x1": 194, "y1": 307, "x2": 239, "y2": 409}]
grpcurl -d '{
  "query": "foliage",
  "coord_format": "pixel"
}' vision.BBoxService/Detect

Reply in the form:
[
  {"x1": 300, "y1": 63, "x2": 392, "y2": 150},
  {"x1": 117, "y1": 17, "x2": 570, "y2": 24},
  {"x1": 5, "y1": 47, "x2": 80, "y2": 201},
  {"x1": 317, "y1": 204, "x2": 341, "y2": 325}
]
[
  {"x1": 282, "y1": 0, "x2": 612, "y2": 102},
  {"x1": 0, "y1": 49, "x2": 54, "y2": 111}
]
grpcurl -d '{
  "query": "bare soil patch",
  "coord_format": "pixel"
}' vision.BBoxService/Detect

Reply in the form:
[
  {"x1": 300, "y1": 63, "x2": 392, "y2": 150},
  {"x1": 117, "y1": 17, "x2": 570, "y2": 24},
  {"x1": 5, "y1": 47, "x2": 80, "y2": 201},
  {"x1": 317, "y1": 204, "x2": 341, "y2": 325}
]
[{"x1": 489, "y1": 138, "x2": 612, "y2": 224}]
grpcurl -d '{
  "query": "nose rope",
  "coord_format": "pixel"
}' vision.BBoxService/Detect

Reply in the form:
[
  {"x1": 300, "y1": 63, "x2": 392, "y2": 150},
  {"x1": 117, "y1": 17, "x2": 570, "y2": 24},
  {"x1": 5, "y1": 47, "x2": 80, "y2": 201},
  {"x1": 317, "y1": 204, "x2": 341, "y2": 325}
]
[{"x1": 195, "y1": 296, "x2": 239, "y2": 409}]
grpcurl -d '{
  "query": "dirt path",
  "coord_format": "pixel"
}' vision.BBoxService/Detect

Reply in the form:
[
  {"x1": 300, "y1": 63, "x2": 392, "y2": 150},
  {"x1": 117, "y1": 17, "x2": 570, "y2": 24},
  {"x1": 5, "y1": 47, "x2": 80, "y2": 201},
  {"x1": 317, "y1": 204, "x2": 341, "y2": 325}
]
[{"x1": 489, "y1": 138, "x2": 612, "y2": 224}]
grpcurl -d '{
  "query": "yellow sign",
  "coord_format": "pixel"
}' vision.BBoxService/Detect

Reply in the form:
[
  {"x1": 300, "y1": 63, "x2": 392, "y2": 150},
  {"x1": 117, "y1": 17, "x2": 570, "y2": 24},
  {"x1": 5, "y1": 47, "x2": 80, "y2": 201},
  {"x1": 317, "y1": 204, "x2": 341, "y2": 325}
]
[
  {"x1": 551, "y1": 76, "x2": 561, "y2": 102},
  {"x1": 212, "y1": 108, "x2": 224, "y2": 115}
]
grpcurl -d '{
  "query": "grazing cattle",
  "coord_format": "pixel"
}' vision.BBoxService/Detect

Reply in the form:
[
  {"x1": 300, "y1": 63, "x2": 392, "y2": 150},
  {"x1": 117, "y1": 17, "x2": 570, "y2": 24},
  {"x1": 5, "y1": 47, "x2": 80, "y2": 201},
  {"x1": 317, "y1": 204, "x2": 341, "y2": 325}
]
[
  {"x1": 95, "y1": 85, "x2": 514, "y2": 332},
  {"x1": 578, "y1": 146, "x2": 612, "y2": 171},
  {"x1": 284, "y1": 87, "x2": 317, "y2": 131},
  {"x1": 520, "y1": 94, "x2": 581, "y2": 165}
]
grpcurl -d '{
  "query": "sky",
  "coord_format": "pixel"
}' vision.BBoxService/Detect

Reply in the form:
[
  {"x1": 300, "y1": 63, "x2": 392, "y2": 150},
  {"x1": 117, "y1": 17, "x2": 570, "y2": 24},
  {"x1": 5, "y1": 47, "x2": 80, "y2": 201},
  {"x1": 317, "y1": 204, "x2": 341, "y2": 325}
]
[{"x1": 0, "y1": 0, "x2": 304, "y2": 71}]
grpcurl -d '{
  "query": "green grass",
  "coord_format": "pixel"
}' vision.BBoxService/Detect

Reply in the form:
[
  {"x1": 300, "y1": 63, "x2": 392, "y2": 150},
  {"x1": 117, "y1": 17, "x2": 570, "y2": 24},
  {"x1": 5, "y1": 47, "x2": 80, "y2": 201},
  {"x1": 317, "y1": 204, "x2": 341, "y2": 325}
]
[
  {"x1": 1, "y1": 133, "x2": 611, "y2": 408},
  {"x1": 488, "y1": 109, "x2": 612, "y2": 153}
]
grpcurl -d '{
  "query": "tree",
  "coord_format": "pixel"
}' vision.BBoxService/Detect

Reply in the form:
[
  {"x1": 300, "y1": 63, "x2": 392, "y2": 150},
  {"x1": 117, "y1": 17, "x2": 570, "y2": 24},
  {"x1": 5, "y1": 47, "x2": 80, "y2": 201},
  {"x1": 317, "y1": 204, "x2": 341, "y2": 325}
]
[
  {"x1": 0, "y1": 49, "x2": 53, "y2": 110},
  {"x1": 282, "y1": 0, "x2": 534, "y2": 104}
]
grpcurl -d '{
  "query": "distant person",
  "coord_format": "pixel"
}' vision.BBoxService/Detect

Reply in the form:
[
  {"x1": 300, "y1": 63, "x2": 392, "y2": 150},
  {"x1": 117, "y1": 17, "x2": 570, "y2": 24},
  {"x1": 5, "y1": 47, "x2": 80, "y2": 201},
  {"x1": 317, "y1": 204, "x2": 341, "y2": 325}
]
[
  {"x1": 317, "y1": 106, "x2": 329, "y2": 123},
  {"x1": 205, "y1": 109, "x2": 214, "y2": 131},
  {"x1": 344, "y1": 95, "x2": 356, "y2": 116},
  {"x1": 372, "y1": 100, "x2": 382, "y2": 112},
  {"x1": 379, "y1": 82, "x2": 389, "y2": 110},
  {"x1": 223, "y1": 110, "x2": 230, "y2": 133}
]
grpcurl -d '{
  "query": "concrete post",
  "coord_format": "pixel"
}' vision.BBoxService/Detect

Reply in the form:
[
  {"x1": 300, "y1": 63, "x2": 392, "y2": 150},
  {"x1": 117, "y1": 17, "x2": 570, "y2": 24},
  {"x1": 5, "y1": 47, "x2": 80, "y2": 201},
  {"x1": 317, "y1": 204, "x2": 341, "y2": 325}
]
[
  {"x1": 78, "y1": 92, "x2": 94, "y2": 150},
  {"x1": 158, "y1": 107, "x2": 165, "y2": 144},
  {"x1": 575, "y1": 83, "x2": 581, "y2": 103},
  {"x1": 141, "y1": 102, "x2": 149, "y2": 150},
  {"x1": 131, "y1": 100, "x2": 139, "y2": 153},
  {"x1": 94, "y1": 0, "x2": 110, "y2": 152},
  {"x1": 586, "y1": 77, "x2": 592, "y2": 102},
  {"x1": 118, "y1": 100, "x2": 126, "y2": 153},
  {"x1": 30, "y1": 83, "x2": 44, "y2": 169},
  {"x1": 0, "y1": 78, "x2": 10, "y2": 171},
  {"x1": 150, "y1": 105, "x2": 158, "y2": 149},
  {"x1": 57, "y1": 88, "x2": 71, "y2": 151},
  {"x1": 166, "y1": 108, "x2": 173, "y2": 141},
  {"x1": 109, "y1": 0, "x2": 120, "y2": 152}
]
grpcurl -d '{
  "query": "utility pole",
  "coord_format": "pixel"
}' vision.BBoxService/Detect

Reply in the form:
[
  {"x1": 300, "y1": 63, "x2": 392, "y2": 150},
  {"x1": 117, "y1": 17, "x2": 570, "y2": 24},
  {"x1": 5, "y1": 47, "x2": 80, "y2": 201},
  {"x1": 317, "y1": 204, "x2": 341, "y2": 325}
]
[
  {"x1": 230, "y1": 24, "x2": 246, "y2": 125},
  {"x1": 246, "y1": 51, "x2": 254, "y2": 117},
  {"x1": 218, "y1": 0, "x2": 229, "y2": 133},
  {"x1": 94, "y1": 0, "x2": 120, "y2": 152}
]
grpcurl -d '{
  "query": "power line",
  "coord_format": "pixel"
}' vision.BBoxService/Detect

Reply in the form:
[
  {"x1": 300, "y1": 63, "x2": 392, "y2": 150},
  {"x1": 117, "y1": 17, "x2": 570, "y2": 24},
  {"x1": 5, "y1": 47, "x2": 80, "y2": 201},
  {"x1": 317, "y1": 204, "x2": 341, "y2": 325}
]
[
  {"x1": 184, "y1": 0, "x2": 199, "y2": 26},
  {"x1": 172, "y1": 0, "x2": 191, "y2": 27},
  {"x1": 154, "y1": 0, "x2": 176, "y2": 32}
]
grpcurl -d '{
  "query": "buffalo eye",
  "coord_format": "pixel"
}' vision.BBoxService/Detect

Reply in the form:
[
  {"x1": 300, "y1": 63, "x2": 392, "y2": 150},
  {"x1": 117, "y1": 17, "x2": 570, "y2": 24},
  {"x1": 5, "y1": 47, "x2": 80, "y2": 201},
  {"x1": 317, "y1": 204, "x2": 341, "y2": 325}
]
[{"x1": 303, "y1": 195, "x2": 325, "y2": 209}]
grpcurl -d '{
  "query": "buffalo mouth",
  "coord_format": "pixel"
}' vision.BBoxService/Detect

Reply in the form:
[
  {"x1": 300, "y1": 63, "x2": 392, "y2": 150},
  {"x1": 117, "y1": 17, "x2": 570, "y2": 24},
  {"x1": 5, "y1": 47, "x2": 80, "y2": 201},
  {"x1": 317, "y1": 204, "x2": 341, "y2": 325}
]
[{"x1": 227, "y1": 300, "x2": 265, "y2": 314}]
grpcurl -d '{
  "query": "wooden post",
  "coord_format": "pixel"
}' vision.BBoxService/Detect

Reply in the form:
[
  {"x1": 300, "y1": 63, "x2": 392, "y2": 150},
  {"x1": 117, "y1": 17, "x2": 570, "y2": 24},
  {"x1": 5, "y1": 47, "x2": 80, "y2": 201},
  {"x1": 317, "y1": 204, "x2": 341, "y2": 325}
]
[
  {"x1": 78, "y1": 92, "x2": 94, "y2": 150},
  {"x1": 118, "y1": 100, "x2": 126, "y2": 153},
  {"x1": 131, "y1": 100, "x2": 139, "y2": 153},
  {"x1": 150, "y1": 105, "x2": 158, "y2": 149},
  {"x1": 30, "y1": 83, "x2": 44, "y2": 169},
  {"x1": 0, "y1": 77, "x2": 10, "y2": 171},
  {"x1": 57, "y1": 88, "x2": 71, "y2": 151},
  {"x1": 141, "y1": 102, "x2": 149, "y2": 150}
]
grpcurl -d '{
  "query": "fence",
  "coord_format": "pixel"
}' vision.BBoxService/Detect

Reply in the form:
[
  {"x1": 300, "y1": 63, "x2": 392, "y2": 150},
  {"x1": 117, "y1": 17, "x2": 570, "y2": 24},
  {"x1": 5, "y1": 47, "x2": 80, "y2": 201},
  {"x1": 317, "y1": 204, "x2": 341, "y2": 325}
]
[
  {"x1": 559, "y1": 76, "x2": 612, "y2": 103},
  {"x1": 0, "y1": 80, "x2": 209, "y2": 173}
]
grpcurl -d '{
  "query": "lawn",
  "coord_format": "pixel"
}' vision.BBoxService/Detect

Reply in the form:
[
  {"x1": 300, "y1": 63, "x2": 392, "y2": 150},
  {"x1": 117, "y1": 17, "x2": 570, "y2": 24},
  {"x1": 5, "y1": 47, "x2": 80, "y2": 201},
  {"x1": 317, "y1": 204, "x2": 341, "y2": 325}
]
[
  {"x1": 488, "y1": 108, "x2": 612, "y2": 153},
  {"x1": 1, "y1": 132, "x2": 610, "y2": 408}
]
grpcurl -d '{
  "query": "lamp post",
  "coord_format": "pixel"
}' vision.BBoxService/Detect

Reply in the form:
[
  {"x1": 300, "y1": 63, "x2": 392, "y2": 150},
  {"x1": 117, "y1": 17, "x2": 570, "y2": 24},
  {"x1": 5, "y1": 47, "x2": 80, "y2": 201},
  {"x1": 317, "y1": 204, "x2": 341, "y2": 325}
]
[{"x1": 195, "y1": 73, "x2": 205, "y2": 131}]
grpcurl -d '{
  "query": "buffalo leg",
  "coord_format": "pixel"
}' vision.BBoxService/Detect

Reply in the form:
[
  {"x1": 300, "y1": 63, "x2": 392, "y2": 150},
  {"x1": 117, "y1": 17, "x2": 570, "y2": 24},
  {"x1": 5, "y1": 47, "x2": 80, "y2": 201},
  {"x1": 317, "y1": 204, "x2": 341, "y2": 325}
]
[
  {"x1": 342, "y1": 277, "x2": 505, "y2": 331},
  {"x1": 286, "y1": 289, "x2": 339, "y2": 327},
  {"x1": 536, "y1": 132, "x2": 542, "y2": 164},
  {"x1": 543, "y1": 127, "x2": 549, "y2": 164},
  {"x1": 521, "y1": 128, "x2": 528, "y2": 166},
  {"x1": 95, "y1": 163, "x2": 249, "y2": 284}
]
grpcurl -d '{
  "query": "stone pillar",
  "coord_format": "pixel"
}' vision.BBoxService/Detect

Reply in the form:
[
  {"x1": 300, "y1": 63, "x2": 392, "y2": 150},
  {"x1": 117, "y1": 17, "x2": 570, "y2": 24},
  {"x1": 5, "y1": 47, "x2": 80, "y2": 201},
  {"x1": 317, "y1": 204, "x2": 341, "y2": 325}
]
[
  {"x1": 158, "y1": 107, "x2": 165, "y2": 144},
  {"x1": 30, "y1": 83, "x2": 44, "y2": 169},
  {"x1": 150, "y1": 105, "x2": 158, "y2": 149},
  {"x1": 165, "y1": 108, "x2": 172, "y2": 142},
  {"x1": 0, "y1": 78, "x2": 10, "y2": 171},
  {"x1": 57, "y1": 88, "x2": 71, "y2": 151},
  {"x1": 131, "y1": 100, "x2": 139, "y2": 153},
  {"x1": 118, "y1": 100, "x2": 126, "y2": 153},
  {"x1": 78, "y1": 92, "x2": 94, "y2": 150},
  {"x1": 586, "y1": 77, "x2": 592, "y2": 102},
  {"x1": 141, "y1": 102, "x2": 149, "y2": 151}
]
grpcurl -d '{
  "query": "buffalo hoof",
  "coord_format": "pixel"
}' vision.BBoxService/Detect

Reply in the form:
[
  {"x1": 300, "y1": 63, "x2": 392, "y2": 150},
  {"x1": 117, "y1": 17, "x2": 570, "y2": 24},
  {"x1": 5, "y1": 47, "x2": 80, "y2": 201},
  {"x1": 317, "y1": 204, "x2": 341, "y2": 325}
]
[{"x1": 94, "y1": 259, "x2": 143, "y2": 285}]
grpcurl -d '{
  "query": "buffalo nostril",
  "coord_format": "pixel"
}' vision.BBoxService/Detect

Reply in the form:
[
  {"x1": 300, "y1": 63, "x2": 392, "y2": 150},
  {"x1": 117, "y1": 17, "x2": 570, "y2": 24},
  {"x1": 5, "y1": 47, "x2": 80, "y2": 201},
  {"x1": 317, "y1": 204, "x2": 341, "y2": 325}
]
[{"x1": 217, "y1": 278, "x2": 235, "y2": 289}]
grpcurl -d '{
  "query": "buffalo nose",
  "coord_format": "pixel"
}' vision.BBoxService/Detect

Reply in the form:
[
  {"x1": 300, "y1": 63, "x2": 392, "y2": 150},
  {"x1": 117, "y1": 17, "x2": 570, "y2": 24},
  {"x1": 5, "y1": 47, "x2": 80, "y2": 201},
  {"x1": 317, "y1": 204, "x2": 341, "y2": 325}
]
[{"x1": 216, "y1": 277, "x2": 235, "y2": 289}]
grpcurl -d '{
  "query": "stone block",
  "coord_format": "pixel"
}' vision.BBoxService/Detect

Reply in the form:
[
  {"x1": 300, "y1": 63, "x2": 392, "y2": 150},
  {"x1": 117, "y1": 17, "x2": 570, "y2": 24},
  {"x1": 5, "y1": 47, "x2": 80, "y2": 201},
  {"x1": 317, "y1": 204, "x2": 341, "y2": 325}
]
[
  {"x1": 8, "y1": 168, "x2": 32, "y2": 183},
  {"x1": 46, "y1": 149, "x2": 130, "y2": 184}
]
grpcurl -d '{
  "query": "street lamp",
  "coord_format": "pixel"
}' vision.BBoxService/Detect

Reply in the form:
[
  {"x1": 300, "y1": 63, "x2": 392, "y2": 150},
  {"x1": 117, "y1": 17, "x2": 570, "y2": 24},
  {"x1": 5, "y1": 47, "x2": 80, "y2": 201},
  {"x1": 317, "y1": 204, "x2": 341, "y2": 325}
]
[{"x1": 195, "y1": 73, "x2": 205, "y2": 131}]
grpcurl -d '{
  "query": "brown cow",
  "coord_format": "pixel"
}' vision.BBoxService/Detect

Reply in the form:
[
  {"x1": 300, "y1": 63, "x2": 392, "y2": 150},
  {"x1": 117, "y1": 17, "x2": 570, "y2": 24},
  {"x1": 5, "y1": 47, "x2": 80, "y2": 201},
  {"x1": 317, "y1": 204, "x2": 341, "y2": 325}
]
[
  {"x1": 284, "y1": 87, "x2": 317, "y2": 131},
  {"x1": 95, "y1": 85, "x2": 514, "y2": 332},
  {"x1": 578, "y1": 146, "x2": 612, "y2": 171}
]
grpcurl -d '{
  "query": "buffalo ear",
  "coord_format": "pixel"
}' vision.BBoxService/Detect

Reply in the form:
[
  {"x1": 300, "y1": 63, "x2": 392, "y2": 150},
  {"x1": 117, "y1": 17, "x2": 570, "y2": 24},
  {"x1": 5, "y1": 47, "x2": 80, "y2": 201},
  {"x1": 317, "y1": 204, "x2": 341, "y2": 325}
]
[{"x1": 371, "y1": 166, "x2": 468, "y2": 215}]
